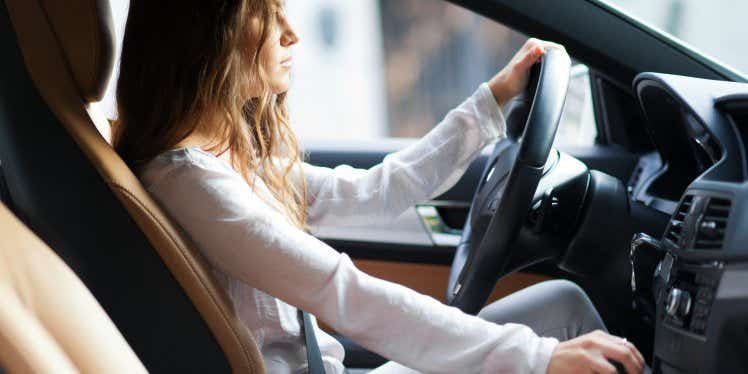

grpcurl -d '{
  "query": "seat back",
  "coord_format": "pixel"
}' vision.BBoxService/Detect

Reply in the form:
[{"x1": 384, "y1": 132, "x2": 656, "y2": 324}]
[
  {"x1": 0, "y1": 1, "x2": 264, "y2": 372},
  {"x1": 0, "y1": 202, "x2": 147, "y2": 374}
]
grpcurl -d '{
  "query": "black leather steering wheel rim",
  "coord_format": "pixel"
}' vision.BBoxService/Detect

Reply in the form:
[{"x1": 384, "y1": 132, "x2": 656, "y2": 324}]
[{"x1": 447, "y1": 49, "x2": 571, "y2": 314}]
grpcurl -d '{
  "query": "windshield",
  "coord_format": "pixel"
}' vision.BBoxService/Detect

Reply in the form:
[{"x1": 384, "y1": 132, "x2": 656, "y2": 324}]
[{"x1": 602, "y1": 0, "x2": 748, "y2": 75}]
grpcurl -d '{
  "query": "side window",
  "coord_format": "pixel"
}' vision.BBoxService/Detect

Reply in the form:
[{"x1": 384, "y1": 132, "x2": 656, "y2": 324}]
[
  {"x1": 556, "y1": 64, "x2": 597, "y2": 147},
  {"x1": 102, "y1": 0, "x2": 129, "y2": 120},
  {"x1": 102, "y1": 0, "x2": 597, "y2": 147},
  {"x1": 286, "y1": 0, "x2": 597, "y2": 146},
  {"x1": 287, "y1": 0, "x2": 524, "y2": 141}
]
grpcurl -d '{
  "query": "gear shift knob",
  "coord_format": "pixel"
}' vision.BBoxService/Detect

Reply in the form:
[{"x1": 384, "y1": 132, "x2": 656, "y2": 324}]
[
  {"x1": 630, "y1": 233, "x2": 664, "y2": 292},
  {"x1": 630, "y1": 233, "x2": 667, "y2": 318}
]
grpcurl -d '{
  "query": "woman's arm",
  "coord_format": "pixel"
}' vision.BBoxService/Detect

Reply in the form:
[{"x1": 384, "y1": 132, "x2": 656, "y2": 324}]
[
  {"x1": 303, "y1": 82, "x2": 505, "y2": 228},
  {"x1": 147, "y1": 161, "x2": 558, "y2": 374},
  {"x1": 303, "y1": 38, "x2": 564, "y2": 228}
]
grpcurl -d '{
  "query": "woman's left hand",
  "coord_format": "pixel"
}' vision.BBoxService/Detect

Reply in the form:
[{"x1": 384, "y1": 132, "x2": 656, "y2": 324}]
[{"x1": 488, "y1": 38, "x2": 567, "y2": 107}]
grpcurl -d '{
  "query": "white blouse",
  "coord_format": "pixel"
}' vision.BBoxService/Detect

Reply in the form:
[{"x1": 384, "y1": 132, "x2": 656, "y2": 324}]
[{"x1": 139, "y1": 83, "x2": 558, "y2": 374}]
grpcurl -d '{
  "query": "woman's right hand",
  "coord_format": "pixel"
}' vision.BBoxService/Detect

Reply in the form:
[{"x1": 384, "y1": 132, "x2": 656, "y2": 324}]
[{"x1": 546, "y1": 330, "x2": 645, "y2": 374}]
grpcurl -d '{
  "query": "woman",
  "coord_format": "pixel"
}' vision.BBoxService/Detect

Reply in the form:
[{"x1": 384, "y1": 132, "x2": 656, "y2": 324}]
[{"x1": 113, "y1": 1, "x2": 645, "y2": 373}]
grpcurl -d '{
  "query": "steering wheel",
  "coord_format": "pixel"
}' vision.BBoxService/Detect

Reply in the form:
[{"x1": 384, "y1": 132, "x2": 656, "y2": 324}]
[{"x1": 447, "y1": 48, "x2": 571, "y2": 314}]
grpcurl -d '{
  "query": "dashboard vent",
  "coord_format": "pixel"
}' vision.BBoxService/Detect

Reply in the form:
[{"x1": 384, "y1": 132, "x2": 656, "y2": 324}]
[
  {"x1": 693, "y1": 197, "x2": 731, "y2": 250},
  {"x1": 664, "y1": 195, "x2": 692, "y2": 246}
]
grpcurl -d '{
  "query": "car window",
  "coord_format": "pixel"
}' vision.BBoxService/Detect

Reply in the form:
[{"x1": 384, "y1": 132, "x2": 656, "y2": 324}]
[
  {"x1": 103, "y1": 0, "x2": 596, "y2": 147},
  {"x1": 602, "y1": 0, "x2": 748, "y2": 76},
  {"x1": 557, "y1": 64, "x2": 597, "y2": 147},
  {"x1": 101, "y1": 0, "x2": 128, "y2": 121}
]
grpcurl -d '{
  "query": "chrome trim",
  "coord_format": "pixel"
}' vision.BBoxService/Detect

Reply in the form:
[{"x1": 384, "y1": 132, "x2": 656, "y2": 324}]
[{"x1": 630, "y1": 232, "x2": 664, "y2": 292}]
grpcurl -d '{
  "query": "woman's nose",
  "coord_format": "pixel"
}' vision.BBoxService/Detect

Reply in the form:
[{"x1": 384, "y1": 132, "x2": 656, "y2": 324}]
[{"x1": 280, "y1": 17, "x2": 299, "y2": 47}]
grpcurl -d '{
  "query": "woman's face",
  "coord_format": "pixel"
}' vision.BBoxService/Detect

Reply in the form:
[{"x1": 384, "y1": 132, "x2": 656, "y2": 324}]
[{"x1": 257, "y1": 6, "x2": 298, "y2": 95}]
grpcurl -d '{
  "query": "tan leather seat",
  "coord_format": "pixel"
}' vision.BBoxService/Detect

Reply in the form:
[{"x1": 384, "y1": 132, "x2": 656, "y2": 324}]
[
  {"x1": 0, "y1": 1, "x2": 264, "y2": 372},
  {"x1": 0, "y1": 203, "x2": 146, "y2": 374}
]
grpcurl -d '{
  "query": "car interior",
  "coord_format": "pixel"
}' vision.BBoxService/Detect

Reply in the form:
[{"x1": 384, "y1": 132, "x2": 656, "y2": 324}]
[{"x1": 0, "y1": 0, "x2": 746, "y2": 373}]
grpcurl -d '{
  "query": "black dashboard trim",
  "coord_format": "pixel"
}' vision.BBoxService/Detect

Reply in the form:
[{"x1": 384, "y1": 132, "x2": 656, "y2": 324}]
[{"x1": 632, "y1": 74, "x2": 748, "y2": 215}]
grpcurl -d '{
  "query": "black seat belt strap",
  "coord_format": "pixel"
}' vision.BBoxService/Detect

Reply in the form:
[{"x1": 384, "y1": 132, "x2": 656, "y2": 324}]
[{"x1": 299, "y1": 309, "x2": 325, "y2": 374}]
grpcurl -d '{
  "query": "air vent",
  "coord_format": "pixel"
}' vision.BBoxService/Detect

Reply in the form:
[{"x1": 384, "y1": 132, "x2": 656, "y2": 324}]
[
  {"x1": 665, "y1": 195, "x2": 692, "y2": 245},
  {"x1": 693, "y1": 197, "x2": 731, "y2": 250}
]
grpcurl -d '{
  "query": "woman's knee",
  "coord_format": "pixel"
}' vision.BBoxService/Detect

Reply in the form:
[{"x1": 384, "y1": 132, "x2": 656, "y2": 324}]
[
  {"x1": 478, "y1": 279, "x2": 591, "y2": 320},
  {"x1": 477, "y1": 279, "x2": 603, "y2": 335},
  {"x1": 543, "y1": 279, "x2": 606, "y2": 333},
  {"x1": 529, "y1": 279, "x2": 600, "y2": 320},
  {"x1": 542, "y1": 279, "x2": 591, "y2": 305}
]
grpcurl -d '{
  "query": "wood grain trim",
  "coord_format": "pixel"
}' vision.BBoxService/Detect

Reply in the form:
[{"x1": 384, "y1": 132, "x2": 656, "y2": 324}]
[{"x1": 354, "y1": 259, "x2": 552, "y2": 303}]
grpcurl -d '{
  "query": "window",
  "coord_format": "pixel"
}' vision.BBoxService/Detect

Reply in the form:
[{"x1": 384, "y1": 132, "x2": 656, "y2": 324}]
[
  {"x1": 102, "y1": 0, "x2": 128, "y2": 120},
  {"x1": 103, "y1": 0, "x2": 596, "y2": 147},
  {"x1": 556, "y1": 64, "x2": 597, "y2": 147},
  {"x1": 287, "y1": 0, "x2": 596, "y2": 146},
  {"x1": 603, "y1": 0, "x2": 748, "y2": 76}
]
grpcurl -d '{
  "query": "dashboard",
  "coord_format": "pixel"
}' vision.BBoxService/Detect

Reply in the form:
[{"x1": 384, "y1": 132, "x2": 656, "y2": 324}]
[
  {"x1": 629, "y1": 74, "x2": 747, "y2": 216},
  {"x1": 630, "y1": 73, "x2": 748, "y2": 373}
]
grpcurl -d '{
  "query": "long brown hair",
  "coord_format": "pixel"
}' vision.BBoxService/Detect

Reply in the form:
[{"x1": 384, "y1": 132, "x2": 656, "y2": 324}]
[{"x1": 113, "y1": 0, "x2": 307, "y2": 228}]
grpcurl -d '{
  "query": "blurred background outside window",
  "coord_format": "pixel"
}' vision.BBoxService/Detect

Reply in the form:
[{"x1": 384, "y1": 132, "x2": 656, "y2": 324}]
[
  {"x1": 106, "y1": 0, "x2": 748, "y2": 148},
  {"x1": 604, "y1": 0, "x2": 748, "y2": 77},
  {"x1": 284, "y1": 0, "x2": 596, "y2": 146}
]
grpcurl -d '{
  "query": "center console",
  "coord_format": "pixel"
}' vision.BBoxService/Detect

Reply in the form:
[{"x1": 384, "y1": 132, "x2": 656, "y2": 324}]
[{"x1": 633, "y1": 188, "x2": 748, "y2": 373}]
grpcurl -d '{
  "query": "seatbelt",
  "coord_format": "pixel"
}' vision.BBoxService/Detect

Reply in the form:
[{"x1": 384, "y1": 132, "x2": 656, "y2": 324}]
[{"x1": 299, "y1": 309, "x2": 325, "y2": 374}]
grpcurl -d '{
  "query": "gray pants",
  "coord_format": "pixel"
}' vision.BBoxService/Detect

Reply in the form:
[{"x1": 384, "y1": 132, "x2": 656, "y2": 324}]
[{"x1": 365, "y1": 279, "x2": 607, "y2": 373}]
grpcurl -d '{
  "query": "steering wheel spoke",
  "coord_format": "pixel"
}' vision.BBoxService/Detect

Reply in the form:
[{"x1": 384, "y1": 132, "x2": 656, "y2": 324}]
[{"x1": 469, "y1": 139, "x2": 515, "y2": 216}]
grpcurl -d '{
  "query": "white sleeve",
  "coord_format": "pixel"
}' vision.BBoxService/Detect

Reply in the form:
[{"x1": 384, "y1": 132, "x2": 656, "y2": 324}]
[
  {"x1": 304, "y1": 82, "x2": 506, "y2": 228},
  {"x1": 147, "y1": 160, "x2": 558, "y2": 374}
]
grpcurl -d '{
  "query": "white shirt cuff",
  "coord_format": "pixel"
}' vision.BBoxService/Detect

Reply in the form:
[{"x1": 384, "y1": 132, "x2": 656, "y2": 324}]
[{"x1": 532, "y1": 336, "x2": 560, "y2": 374}]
